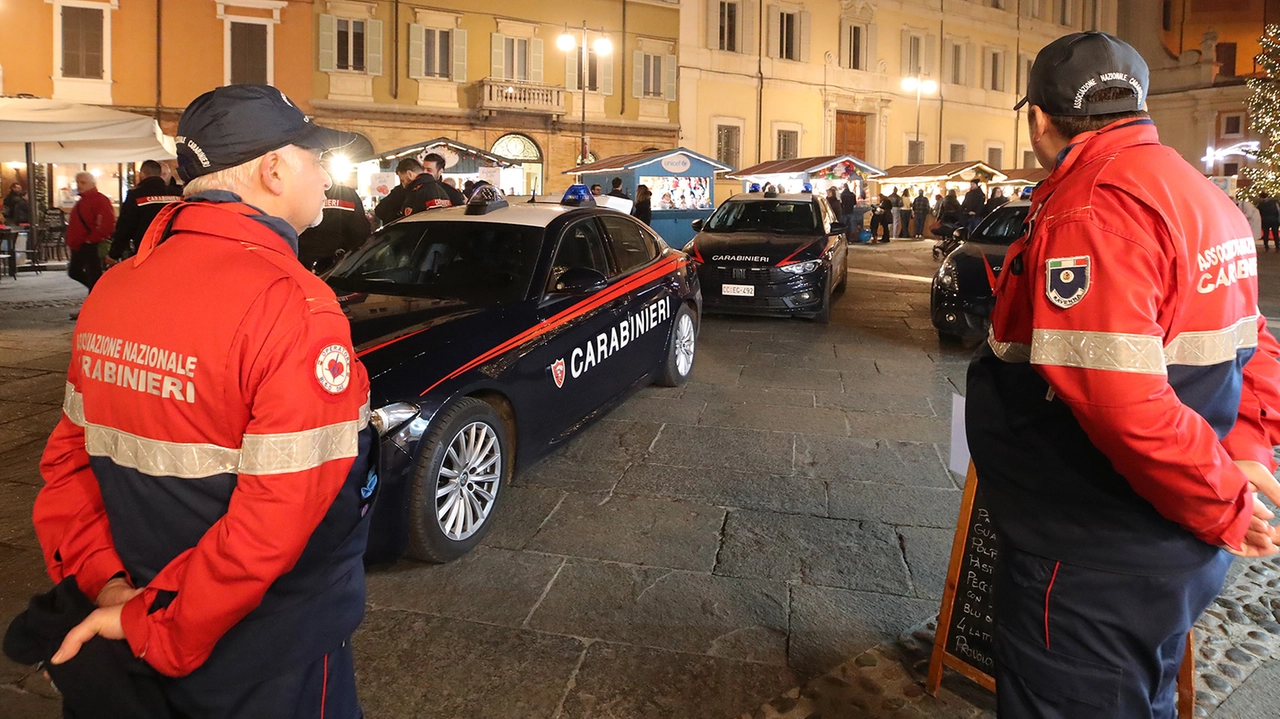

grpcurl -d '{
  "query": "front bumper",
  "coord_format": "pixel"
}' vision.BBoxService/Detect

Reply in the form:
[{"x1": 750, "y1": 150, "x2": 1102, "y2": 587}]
[{"x1": 697, "y1": 264, "x2": 828, "y2": 316}]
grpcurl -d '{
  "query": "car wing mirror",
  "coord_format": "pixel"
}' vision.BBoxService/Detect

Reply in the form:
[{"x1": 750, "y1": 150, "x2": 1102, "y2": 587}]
[
  {"x1": 690, "y1": 218, "x2": 704, "y2": 231},
  {"x1": 829, "y1": 221, "x2": 847, "y2": 234},
  {"x1": 553, "y1": 267, "x2": 609, "y2": 294}
]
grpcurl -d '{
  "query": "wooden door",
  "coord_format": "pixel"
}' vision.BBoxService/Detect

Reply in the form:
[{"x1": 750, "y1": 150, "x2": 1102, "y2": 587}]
[{"x1": 835, "y1": 112, "x2": 868, "y2": 160}]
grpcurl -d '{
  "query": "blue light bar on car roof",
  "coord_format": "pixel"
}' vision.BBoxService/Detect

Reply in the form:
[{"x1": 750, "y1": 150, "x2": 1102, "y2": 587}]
[
  {"x1": 561, "y1": 184, "x2": 597, "y2": 207},
  {"x1": 748, "y1": 183, "x2": 762, "y2": 193}
]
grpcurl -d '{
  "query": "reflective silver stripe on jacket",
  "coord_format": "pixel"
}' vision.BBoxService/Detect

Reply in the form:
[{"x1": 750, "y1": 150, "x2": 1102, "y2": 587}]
[
  {"x1": 1163, "y1": 316, "x2": 1258, "y2": 367},
  {"x1": 1031, "y1": 328, "x2": 1166, "y2": 375},
  {"x1": 63, "y1": 384, "x2": 371, "y2": 478},
  {"x1": 989, "y1": 318, "x2": 1259, "y2": 373}
]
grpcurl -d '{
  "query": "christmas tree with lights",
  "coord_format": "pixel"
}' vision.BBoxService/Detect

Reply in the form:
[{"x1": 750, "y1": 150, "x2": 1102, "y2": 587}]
[{"x1": 1239, "y1": 24, "x2": 1280, "y2": 200}]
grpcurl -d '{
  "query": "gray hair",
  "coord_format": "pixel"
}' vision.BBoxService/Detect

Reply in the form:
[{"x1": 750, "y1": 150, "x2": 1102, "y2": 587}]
[
  {"x1": 74, "y1": 171, "x2": 95, "y2": 186},
  {"x1": 184, "y1": 145, "x2": 305, "y2": 197}
]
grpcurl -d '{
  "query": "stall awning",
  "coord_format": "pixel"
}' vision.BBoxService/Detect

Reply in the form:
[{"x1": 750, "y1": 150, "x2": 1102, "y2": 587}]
[
  {"x1": 562, "y1": 147, "x2": 732, "y2": 175},
  {"x1": 359, "y1": 137, "x2": 515, "y2": 171},
  {"x1": 877, "y1": 161, "x2": 1007, "y2": 185},
  {"x1": 0, "y1": 97, "x2": 175, "y2": 163},
  {"x1": 989, "y1": 168, "x2": 1049, "y2": 185},
  {"x1": 727, "y1": 154, "x2": 884, "y2": 180}
]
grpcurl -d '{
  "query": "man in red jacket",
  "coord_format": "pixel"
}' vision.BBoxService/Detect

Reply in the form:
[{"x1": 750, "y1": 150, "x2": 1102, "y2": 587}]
[
  {"x1": 65, "y1": 172, "x2": 115, "y2": 292},
  {"x1": 35, "y1": 85, "x2": 373, "y2": 718},
  {"x1": 968, "y1": 32, "x2": 1280, "y2": 717}
]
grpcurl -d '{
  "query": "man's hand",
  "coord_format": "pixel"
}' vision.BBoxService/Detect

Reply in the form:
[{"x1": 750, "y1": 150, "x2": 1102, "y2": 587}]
[
  {"x1": 95, "y1": 577, "x2": 142, "y2": 608},
  {"x1": 50, "y1": 604, "x2": 126, "y2": 665},
  {"x1": 103, "y1": 256, "x2": 118, "y2": 268},
  {"x1": 1228, "y1": 460, "x2": 1280, "y2": 558}
]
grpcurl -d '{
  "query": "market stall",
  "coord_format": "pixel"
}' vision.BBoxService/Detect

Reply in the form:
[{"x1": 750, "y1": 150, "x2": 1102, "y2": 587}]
[
  {"x1": 350, "y1": 137, "x2": 519, "y2": 210},
  {"x1": 988, "y1": 167, "x2": 1049, "y2": 199},
  {"x1": 874, "y1": 161, "x2": 1007, "y2": 199},
  {"x1": 565, "y1": 148, "x2": 732, "y2": 248},
  {"x1": 727, "y1": 155, "x2": 885, "y2": 196}
]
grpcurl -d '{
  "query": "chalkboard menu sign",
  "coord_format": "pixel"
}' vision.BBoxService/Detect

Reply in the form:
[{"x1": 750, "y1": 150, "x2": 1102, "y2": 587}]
[
  {"x1": 927, "y1": 463, "x2": 997, "y2": 693},
  {"x1": 927, "y1": 463, "x2": 1198, "y2": 719}
]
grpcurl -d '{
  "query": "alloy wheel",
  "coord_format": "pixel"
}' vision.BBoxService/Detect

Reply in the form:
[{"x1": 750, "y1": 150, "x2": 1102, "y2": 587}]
[{"x1": 435, "y1": 421, "x2": 502, "y2": 541}]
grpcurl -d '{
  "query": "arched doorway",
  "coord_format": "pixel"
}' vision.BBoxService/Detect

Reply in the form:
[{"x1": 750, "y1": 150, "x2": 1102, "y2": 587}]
[{"x1": 491, "y1": 133, "x2": 543, "y2": 195}]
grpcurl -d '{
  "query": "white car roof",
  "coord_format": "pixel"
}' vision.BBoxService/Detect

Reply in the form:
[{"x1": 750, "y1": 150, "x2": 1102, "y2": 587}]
[{"x1": 391, "y1": 202, "x2": 582, "y2": 228}]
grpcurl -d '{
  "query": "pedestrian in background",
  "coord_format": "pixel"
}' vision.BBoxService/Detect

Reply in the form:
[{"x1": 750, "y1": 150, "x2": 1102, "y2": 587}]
[
  {"x1": 608, "y1": 177, "x2": 629, "y2": 199},
  {"x1": 888, "y1": 187, "x2": 903, "y2": 237},
  {"x1": 840, "y1": 183, "x2": 857, "y2": 241},
  {"x1": 825, "y1": 187, "x2": 843, "y2": 224},
  {"x1": 1259, "y1": 191, "x2": 1280, "y2": 250},
  {"x1": 33, "y1": 83, "x2": 374, "y2": 719},
  {"x1": 65, "y1": 172, "x2": 114, "y2": 295},
  {"x1": 373, "y1": 158, "x2": 419, "y2": 227},
  {"x1": 870, "y1": 192, "x2": 892, "y2": 243},
  {"x1": 1236, "y1": 190, "x2": 1262, "y2": 245},
  {"x1": 298, "y1": 181, "x2": 371, "y2": 273},
  {"x1": 983, "y1": 186, "x2": 1009, "y2": 218},
  {"x1": 400, "y1": 153, "x2": 457, "y2": 216},
  {"x1": 967, "y1": 32, "x2": 1280, "y2": 718},
  {"x1": 911, "y1": 189, "x2": 930, "y2": 239},
  {"x1": 633, "y1": 184, "x2": 652, "y2": 225},
  {"x1": 590, "y1": 184, "x2": 603, "y2": 196},
  {"x1": 107, "y1": 160, "x2": 180, "y2": 264},
  {"x1": 961, "y1": 179, "x2": 986, "y2": 232},
  {"x1": 940, "y1": 189, "x2": 962, "y2": 225},
  {"x1": 3, "y1": 182, "x2": 30, "y2": 226},
  {"x1": 423, "y1": 153, "x2": 465, "y2": 206}
]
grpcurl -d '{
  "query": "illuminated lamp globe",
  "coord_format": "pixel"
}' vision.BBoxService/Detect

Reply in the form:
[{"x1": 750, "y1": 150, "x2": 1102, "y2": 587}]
[
  {"x1": 920, "y1": 79, "x2": 938, "y2": 94},
  {"x1": 593, "y1": 36, "x2": 613, "y2": 56},
  {"x1": 557, "y1": 33, "x2": 576, "y2": 52},
  {"x1": 901, "y1": 77, "x2": 918, "y2": 92}
]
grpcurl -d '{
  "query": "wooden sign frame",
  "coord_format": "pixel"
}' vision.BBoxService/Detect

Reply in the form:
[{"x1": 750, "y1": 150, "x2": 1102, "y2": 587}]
[{"x1": 926, "y1": 463, "x2": 1197, "y2": 718}]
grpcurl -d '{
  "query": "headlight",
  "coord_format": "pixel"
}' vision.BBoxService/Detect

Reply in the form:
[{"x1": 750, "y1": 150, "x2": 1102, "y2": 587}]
[
  {"x1": 938, "y1": 264, "x2": 958, "y2": 289},
  {"x1": 370, "y1": 402, "x2": 420, "y2": 436},
  {"x1": 780, "y1": 260, "x2": 821, "y2": 275}
]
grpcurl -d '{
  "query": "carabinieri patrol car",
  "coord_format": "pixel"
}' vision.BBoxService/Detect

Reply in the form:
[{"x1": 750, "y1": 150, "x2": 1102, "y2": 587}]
[
  {"x1": 684, "y1": 189, "x2": 848, "y2": 322},
  {"x1": 327, "y1": 186, "x2": 701, "y2": 563}
]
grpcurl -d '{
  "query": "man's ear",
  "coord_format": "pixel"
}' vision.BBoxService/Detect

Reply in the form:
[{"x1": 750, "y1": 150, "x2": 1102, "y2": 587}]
[
  {"x1": 258, "y1": 151, "x2": 287, "y2": 196},
  {"x1": 1028, "y1": 106, "x2": 1052, "y2": 144}
]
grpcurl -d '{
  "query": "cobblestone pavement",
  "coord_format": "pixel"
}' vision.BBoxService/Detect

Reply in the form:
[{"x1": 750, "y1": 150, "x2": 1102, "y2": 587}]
[{"x1": 1, "y1": 245, "x2": 1279, "y2": 717}]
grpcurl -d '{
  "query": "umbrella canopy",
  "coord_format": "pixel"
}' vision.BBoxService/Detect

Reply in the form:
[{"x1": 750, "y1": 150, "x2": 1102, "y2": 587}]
[{"x1": 0, "y1": 97, "x2": 175, "y2": 163}]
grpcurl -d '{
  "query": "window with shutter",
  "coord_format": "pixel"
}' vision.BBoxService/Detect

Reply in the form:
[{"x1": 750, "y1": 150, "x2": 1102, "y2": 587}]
[
  {"x1": 949, "y1": 42, "x2": 964, "y2": 84},
  {"x1": 949, "y1": 143, "x2": 967, "y2": 162},
  {"x1": 62, "y1": 6, "x2": 104, "y2": 79},
  {"x1": 850, "y1": 26, "x2": 864, "y2": 70},
  {"x1": 908, "y1": 140, "x2": 925, "y2": 164},
  {"x1": 1023, "y1": 150, "x2": 1037, "y2": 169},
  {"x1": 418, "y1": 28, "x2": 451, "y2": 79},
  {"x1": 987, "y1": 146, "x2": 1003, "y2": 169},
  {"x1": 779, "y1": 11, "x2": 798, "y2": 60},
  {"x1": 504, "y1": 37, "x2": 529, "y2": 81},
  {"x1": 230, "y1": 22, "x2": 269, "y2": 84},
  {"x1": 716, "y1": 125, "x2": 741, "y2": 168},
  {"x1": 777, "y1": 130, "x2": 799, "y2": 160},
  {"x1": 720, "y1": 1, "x2": 739, "y2": 52},
  {"x1": 642, "y1": 54, "x2": 664, "y2": 98},
  {"x1": 336, "y1": 18, "x2": 366, "y2": 71}
]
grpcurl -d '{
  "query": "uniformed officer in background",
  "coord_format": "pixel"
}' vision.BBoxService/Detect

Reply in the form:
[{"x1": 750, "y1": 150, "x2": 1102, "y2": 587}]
[
  {"x1": 298, "y1": 180, "x2": 371, "y2": 273},
  {"x1": 372, "y1": 157, "x2": 420, "y2": 227},
  {"x1": 399, "y1": 152, "x2": 456, "y2": 216},
  {"x1": 107, "y1": 160, "x2": 182, "y2": 264},
  {"x1": 967, "y1": 32, "x2": 1280, "y2": 718}
]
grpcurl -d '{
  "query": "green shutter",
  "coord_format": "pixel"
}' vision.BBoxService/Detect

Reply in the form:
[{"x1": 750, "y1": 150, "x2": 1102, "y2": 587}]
[
  {"x1": 664, "y1": 54, "x2": 677, "y2": 101},
  {"x1": 366, "y1": 19, "x2": 383, "y2": 75},
  {"x1": 452, "y1": 29, "x2": 467, "y2": 82},
  {"x1": 529, "y1": 37, "x2": 544, "y2": 83},
  {"x1": 408, "y1": 24, "x2": 425, "y2": 79},
  {"x1": 491, "y1": 33, "x2": 505, "y2": 79},
  {"x1": 633, "y1": 50, "x2": 645, "y2": 98},
  {"x1": 318, "y1": 14, "x2": 336, "y2": 72},
  {"x1": 599, "y1": 46, "x2": 612, "y2": 95}
]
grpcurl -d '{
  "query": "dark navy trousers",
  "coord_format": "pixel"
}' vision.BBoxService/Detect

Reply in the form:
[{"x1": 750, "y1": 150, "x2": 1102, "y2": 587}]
[
  {"x1": 993, "y1": 544, "x2": 1231, "y2": 719},
  {"x1": 166, "y1": 639, "x2": 362, "y2": 719}
]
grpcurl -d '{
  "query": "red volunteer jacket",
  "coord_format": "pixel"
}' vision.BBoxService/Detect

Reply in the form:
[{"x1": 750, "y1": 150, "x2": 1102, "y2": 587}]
[
  {"x1": 34, "y1": 198, "x2": 373, "y2": 679},
  {"x1": 65, "y1": 188, "x2": 116, "y2": 251},
  {"x1": 967, "y1": 119, "x2": 1280, "y2": 572}
]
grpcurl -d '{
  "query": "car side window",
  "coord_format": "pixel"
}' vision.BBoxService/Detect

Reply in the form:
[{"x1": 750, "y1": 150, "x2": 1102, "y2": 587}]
[
  {"x1": 599, "y1": 215, "x2": 656, "y2": 275},
  {"x1": 548, "y1": 218, "x2": 614, "y2": 291}
]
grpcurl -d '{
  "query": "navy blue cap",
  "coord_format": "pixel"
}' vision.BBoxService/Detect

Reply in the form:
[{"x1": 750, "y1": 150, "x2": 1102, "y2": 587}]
[
  {"x1": 176, "y1": 84, "x2": 358, "y2": 182},
  {"x1": 1014, "y1": 32, "x2": 1149, "y2": 116}
]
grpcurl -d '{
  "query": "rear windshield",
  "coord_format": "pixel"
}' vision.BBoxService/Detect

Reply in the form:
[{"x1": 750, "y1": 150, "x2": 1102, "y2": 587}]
[
  {"x1": 327, "y1": 221, "x2": 542, "y2": 305},
  {"x1": 705, "y1": 200, "x2": 819, "y2": 234},
  {"x1": 971, "y1": 205, "x2": 1030, "y2": 246}
]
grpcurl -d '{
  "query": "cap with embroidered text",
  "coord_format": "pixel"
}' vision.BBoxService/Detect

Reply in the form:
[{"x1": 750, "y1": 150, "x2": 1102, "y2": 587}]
[
  {"x1": 1014, "y1": 32, "x2": 1148, "y2": 117},
  {"x1": 176, "y1": 84, "x2": 358, "y2": 182}
]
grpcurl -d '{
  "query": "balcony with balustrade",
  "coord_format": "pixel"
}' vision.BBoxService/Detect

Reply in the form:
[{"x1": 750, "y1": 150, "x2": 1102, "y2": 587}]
[{"x1": 477, "y1": 78, "x2": 567, "y2": 116}]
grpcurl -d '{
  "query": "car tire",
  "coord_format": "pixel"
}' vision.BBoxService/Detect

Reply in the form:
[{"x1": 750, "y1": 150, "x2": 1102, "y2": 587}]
[
  {"x1": 813, "y1": 278, "x2": 832, "y2": 324},
  {"x1": 406, "y1": 397, "x2": 511, "y2": 563},
  {"x1": 658, "y1": 303, "x2": 698, "y2": 387},
  {"x1": 834, "y1": 260, "x2": 848, "y2": 294}
]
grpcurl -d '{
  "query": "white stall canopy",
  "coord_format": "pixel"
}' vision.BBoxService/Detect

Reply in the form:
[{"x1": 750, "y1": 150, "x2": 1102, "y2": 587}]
[{"x1": 0, "y1": 97, "x2": 175, "y2": 163}]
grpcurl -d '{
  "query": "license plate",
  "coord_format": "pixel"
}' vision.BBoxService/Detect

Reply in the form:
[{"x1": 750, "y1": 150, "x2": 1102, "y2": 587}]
[{"x1": 722, "y1": 284, "x2": 755, "y2": 297}]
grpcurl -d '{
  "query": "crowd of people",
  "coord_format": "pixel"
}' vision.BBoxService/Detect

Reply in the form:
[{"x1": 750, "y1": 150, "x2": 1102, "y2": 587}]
[{"x1": 822, "y1": 177, "x2": 1011, "y2": 244}]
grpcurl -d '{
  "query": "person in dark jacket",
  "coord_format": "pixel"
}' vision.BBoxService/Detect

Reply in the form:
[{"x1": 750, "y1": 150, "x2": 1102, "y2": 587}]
[
  {"x1": 961, "y1": 179, "x2": 986, "y2": 232},
  {"x1": 982, "y1": 186, "x2": 1009, "y2": 217},
  {"x1": 839, "y1": 183, "x2": 857, "y2": 241},
  {"x1": 888, "y1": 188, "x2": 904, "y2": 237},
  {"x1": 632, "y1": 184, "x2": 652, "y2": 225},
  {"x1": 940, "y1": 189, "x2": 963, "y2": 224},
  {"x1": 107, "y1": 160, "x2": 181, "y2": 263},
  {"x1": 298, "y1": 182, "x2": 371, "y2": 273},
  {"x1": 400, "y1": 154, "x2": 457, "y2": 217},
  {"x1": 373, "y1": 158, "x2": 421, "y2": 226},
  {"x1": 423, "y1": 153, "x2": 466, "y2": 206},
  {"x1": 869, "y1": 193, "x2": 892, "y2": 243},
  {"x1": 911, "y1": 190, "x2": 930, "y2": 239},
  {"x1": 608, "y1": 177, "x2": 630, "y2": 199},
  {"x1": 1258, "y1": 191, "x2": 1280, "y2": 250},
  {"x1": 3, "y1": 182, "x2": 30, "y2": 225}
]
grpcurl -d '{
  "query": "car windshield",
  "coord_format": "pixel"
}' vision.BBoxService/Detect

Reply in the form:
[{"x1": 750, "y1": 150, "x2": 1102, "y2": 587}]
[
  {"x1": 705, "y1": 200, "x2": 819, "y2": 234},
  {"x1": 327, "y1": 221, "x2": 542, "y2": 305},
  {"x1": 970, "y1": 205, "x2": 1030, "y2": 246}
]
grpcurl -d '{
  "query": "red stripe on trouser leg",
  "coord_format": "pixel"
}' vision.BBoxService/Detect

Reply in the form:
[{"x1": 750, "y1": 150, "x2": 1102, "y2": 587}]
[
  {"x1": 1044, "y1": 561, "x2": 1061, "y2": 649},
  {"x1": 321, "y1": 653, "x2": 329, "y2": 719}
]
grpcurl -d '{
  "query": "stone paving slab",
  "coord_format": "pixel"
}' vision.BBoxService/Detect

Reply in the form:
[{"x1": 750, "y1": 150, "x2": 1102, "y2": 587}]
[
  {"x1": 714, "y1": 510, "x2": 912, "y2": 596},
  {"x1": 525, "y1": 493, "x2": 726, "y2": 571},
  {"x1": 516, "y1": 455, "x2": 632, "y2": 493},
  {"x1": 526, "y1": 559, "x2": 789, "y2": 664},
  {"x1": 700, "y1": 402, "x2": 850, "y2": 436},
  {"x1": 827, "y1": 482, "x2": 961, "y2": 530},
  {"x1": 787, "y1": 586, "x2": 938, "y2": 677},
  {"x1": 794, "y1": 437, "x2": 952, "y2": 488},
  {"x1": 645, "y1": 424, "x2": 795, "y2": 475},
  {"x1": 615, "y1": 462, "x2": 828, "y2": 516},
  {"x1": 353, "y1": 609, "x2": 585, "y2": 719},
  {"x1": 479, "y1": 485, "x2": 566, "y2": 551},
  {"x1": 558, "y1": 641, "x2": 799, "y2": 719}
]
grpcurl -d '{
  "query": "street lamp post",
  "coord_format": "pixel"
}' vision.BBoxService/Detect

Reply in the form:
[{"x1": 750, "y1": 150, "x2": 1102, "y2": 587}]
[
  {"x1": 558, "y1": 23, "x2": 612, "y2": 165},
  {"x1": 900, "y1": 75, "x2": 937, "y2": 164}
]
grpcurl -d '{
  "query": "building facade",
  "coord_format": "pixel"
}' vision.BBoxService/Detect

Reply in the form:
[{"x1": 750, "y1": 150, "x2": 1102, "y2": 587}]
[
  {"x1": 678, "y1": 0, "x2": 1118, "y2": 197},
  {"x1": 309, "y1": 0, "x2": 681, "y2": 195},
  {"x1": 1120, "y1": 0, "x2": 1267, "y2": 183}
]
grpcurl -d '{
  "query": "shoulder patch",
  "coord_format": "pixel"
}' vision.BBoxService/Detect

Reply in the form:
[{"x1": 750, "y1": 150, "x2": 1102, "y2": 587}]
[
  {"x1": 316, "y1": 344, "x2": 352, "y2": 394},
  {"x1": 1045, "y1": 255, "x2": 1090, "y2": 308}
]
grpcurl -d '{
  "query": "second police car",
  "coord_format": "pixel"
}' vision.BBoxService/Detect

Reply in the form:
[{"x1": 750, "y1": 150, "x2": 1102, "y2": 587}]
[
  {"x1": 683, "y1": 188, "x2": 849, "y2": 322},
  {"x1": 328, "y1": 186, "x2": 701, "y2": 563}
]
